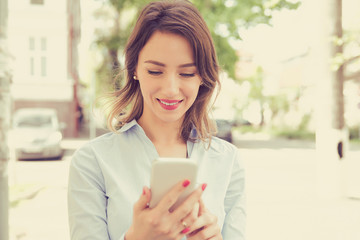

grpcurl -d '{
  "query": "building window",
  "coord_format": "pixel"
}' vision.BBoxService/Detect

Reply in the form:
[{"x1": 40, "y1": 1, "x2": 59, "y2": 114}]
[
  {"x1": 29, "y1": 37, "x2": 35, "y2": 51},
  {"x1": 30, "y1": 57, "x2": 35, "y2": 76},
  {"x1": 28, "y1": 37, "x2": 48, "y2": 77},
  {"x1": 41, "y1": 37, "x2": 46, "y2": 51},
  {"x1": 41, "y1": 57, "x2": 47, "y2": 77},
  {"x1": 30, "y1": 0, "x2": 44, "y2": 5}
]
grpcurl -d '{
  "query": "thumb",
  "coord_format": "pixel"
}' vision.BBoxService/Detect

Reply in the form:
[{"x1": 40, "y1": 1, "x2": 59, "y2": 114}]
[{"x1": 134, "y1": 186, "x2": 151, "y2": 213}]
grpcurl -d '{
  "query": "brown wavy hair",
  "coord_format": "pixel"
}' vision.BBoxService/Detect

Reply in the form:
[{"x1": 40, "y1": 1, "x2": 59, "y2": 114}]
[{"x1": 104, "y1": 0, "x2": 220, "y2": 142}]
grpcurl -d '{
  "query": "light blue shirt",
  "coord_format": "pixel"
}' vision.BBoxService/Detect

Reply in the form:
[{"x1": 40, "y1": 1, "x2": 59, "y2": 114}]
[{"x1": 68, "y1": 120, "x2": 246, "y2": 239}]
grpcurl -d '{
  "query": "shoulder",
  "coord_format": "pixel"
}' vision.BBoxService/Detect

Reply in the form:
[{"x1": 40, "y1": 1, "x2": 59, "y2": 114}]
[
  {"x1": 72, "y1": 131, "x2": 130, "y2": 162},
  {"x1": 71, "y1": 132, "x2": 116, "y2": 162},
  {"x1": 208, "y1": 136, "x2": 239, "y2": 157},
  {"x1": 194, "y1": 136, "x2": 242, "y2": 168},
  {"x1": 76, "y1": 120, "x2": 140, "y2": 155},
  {"x1": 209, "y1": 137, "x2": 244, "y2": 168},
  {"x1": 71, "y1": 120, "x2": 144, "y2": 165}
]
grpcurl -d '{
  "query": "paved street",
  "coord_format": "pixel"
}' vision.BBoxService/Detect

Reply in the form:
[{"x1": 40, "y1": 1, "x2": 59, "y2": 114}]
[
  {"x1": 7, "y1": 136, "x2": 360, "y2": 240},
  {"x1": 8, "y1": 139, "x2": 85, "y2": 240}
]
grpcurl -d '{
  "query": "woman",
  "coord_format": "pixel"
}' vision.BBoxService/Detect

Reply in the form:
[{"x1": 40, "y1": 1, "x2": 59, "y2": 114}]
[{"x1": 68, "y1": 1, "x2": 246, "y2": 239}]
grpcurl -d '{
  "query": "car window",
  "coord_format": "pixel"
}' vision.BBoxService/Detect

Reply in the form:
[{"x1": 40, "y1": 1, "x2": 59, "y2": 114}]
[
  {"x1": 15, "y1": 115, "x2": 53, "y2": 128},
  {"x1": 216, "y1": 120, "x2": 231, "y2": 130}
]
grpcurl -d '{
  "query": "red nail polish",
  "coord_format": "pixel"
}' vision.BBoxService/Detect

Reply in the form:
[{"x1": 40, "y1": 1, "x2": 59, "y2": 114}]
[
  {"x1": 202, "y1": 183, "x2": 207, "y2": 191},
  {"x1": 182, "y1": 227, "x2": 190, "y2": 234},
  {"x1": 142, "y1": 187, "x2": 146, "y2": 195},
  {"x1": 183, "y1": 180, "x2": 191, "y2": 187}
]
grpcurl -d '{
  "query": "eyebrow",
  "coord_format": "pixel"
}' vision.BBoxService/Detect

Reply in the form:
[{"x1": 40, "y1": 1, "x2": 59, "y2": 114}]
[{"x1": 144, "y1": 60, "x2": 196, "y2": 68}]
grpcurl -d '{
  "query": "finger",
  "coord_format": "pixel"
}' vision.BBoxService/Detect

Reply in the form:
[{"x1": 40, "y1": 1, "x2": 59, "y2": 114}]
[
  {"x1": 187, "y1": 212, "x2": 216, "y2": 236},
  {"x1": 199, "y1": 224, "x2": 221, "y2": 239},
  {"x1": 185, "y1": 201, "x2": 199, "y2": 224},
  {"x1": 133, "y1": 186, "x2": 151, "y2": 214},
  {"x1": 187, "y1": 216, "x2": 207, "y2": 236},
  {"x1": 186, "y1": 226, "x2": 204, "y2": 239},
  {"x1": 156, "y1": 179, "x2": 192, "y2": 213},
  {"x1": 208, "y1": 235, "x2": 222, "y2": 240},
  {"x1": 175, "y1": 202, "x2": 199, "y2": 234},
  {"x1": 187, "y1": 224, "x2": 220, "y2": 240},
  {"x1": 172, "y1": 183, "x2": 207, "y2": 220}
]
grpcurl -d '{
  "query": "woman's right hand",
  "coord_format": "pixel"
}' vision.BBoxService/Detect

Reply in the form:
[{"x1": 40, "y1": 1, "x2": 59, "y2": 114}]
[{"x1": 125, "y1": 180, "x2": 206, "y2": 240}]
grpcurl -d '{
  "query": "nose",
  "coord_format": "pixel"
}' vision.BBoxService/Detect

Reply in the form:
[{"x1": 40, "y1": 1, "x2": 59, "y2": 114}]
[{"x1": 162, "y1": 73, "x2": 179, "y2": 97}]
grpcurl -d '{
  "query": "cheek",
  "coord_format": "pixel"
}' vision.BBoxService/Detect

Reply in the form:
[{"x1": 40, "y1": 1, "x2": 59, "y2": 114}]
[
  {"x1": 138, "y1": 82, "x2": 151, "y2": 103},
  {"x1": 184, "y1": 84, "x2": 200, "y2": 100},
  {"x1": 139, "y1": 79, "x2": 153, "y2": 95}
]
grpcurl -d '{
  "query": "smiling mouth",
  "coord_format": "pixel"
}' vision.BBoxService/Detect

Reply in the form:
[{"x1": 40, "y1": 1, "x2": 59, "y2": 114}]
[
  {"x1": 157, "y1": 99, "x2": 183, "y2": 110},
  {"x1": 159, "y1": 100, "x2": 181, "y2": 106},
  {"x1": 158, "y1": 99, "x2": 183, "y2": 105}
]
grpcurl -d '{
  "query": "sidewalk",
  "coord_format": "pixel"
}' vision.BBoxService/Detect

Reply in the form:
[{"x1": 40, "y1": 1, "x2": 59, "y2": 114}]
[{"x1": 239, "y1": 137, "x2": 360, "y2": 240}]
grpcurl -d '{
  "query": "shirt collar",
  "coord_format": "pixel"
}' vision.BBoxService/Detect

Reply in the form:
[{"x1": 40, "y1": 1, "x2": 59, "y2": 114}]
[{"x1": 117, "y1": 119, "x2": 138, "y2": 133}]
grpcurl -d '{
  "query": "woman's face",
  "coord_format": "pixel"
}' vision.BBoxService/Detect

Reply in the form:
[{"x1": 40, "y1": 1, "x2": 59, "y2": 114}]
[{"x1": 136, "y1": 31, "x2": 202, "y2": 125}]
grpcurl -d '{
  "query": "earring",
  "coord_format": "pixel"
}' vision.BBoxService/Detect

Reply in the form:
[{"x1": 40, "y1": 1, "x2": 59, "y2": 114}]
[{"x1": 133, "y1": 75, "x2": 137, "y2": 80}]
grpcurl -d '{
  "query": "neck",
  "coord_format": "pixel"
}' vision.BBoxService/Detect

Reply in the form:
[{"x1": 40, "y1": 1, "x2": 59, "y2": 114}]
[
  {"x1": 138, "y1": 116, "x2": 187, "y2": 158},
  {"x1": 138, "y1": 117, "x2": 184, "y2": 145}
]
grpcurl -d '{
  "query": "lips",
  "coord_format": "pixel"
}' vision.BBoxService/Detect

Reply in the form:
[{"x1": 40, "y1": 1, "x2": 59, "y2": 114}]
[{"x1": 157, "y1": 98, "x2": 183, "y2": 110}]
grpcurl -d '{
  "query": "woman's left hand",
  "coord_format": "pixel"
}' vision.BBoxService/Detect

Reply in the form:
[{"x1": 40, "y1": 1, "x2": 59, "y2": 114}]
[{"x1": 186, "y1": 199, "x2": 223, "y2": 240}]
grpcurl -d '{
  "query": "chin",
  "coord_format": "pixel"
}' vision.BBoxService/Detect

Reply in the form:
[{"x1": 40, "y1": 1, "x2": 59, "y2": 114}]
[{"x1": 156, "y1": 113, "x2": 185, "y2": 124}]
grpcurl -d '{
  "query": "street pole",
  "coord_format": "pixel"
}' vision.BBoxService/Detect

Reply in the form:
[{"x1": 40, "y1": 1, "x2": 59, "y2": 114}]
[
  {"x1": 0, "y1": 0, "x2": 10, "y2": 238},
  {"x1": 314, "y1": 0, "x2": 346, "y2": 200}
]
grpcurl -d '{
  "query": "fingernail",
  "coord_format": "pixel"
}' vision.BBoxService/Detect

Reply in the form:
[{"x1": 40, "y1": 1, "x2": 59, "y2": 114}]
[
  {"x1": 182, "y1": 227, "x2": 190, "y2": 234},
  {"x1": 202, "y1": 183, "x2": 207, "y2": 191},
  {"x1": 183, "y1": 180, "x2": 191, "y2": 187},
  {"x1": 142, "y1": 187, "x2": 146, "y2": 195}
]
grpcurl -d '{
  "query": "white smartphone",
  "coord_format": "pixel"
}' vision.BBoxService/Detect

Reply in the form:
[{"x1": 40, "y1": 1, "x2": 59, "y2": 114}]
[{"x1": 149, "y1": 158, "x2": 198, "y2": 211}]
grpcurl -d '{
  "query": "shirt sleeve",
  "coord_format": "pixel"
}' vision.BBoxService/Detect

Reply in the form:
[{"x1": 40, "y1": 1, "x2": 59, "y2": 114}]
[
  {"x1": 68, "y1": 143, "x2": 115, "y2": 239},
  {"x1": 221, "y1": 149, "x2": 246, "y2": 239}
]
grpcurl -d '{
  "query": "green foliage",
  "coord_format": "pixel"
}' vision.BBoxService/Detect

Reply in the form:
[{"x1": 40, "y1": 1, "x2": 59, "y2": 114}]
[
  {"x1": 10, "y1": 184, "x2": 44, "y2": 208},
  {"x1": 95, "y1": 56, "x2": 113, "y2": 93},
  {"x1": 191, "y1": 0, "x2": 300, "y2": 79},
  {"x1": 267, "y1": 94, "x2": 290, "y2": 117},
  {"x1": 349, "y1": 126, "x2": 360, "y2": 140},
  {"x1": 234, "y1": 124, "x2": 262, "y2": 134},
  {"x1": 270, "y1": 112, "x2": 314, "y2": 140},
  {"x1": 211, "y1": 33, "x2": 239, "y2": 78},
  {"x1": 246, "y1": 66, "x2": 264, "y2": 99},
  {"x1": 270, "y1": 127, "x2": 315, "y2": 140},
  {"x1": 330, "y1": 30, "x2": 360, "y2": 76},
  {"x1": 234, "y1": 123, "x2": 315, "y2": 140},
  {"x1": 96, "y1": 33, "x2": 124, "y2": 52}
]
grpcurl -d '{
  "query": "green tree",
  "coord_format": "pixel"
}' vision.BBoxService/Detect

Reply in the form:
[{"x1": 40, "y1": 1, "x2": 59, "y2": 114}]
[
  {"x1": 341, "y1": 31, "x2": 360, "y2": 82},
  {"x1": 93, "y1": 0, "x2": 144, "y2": 92},
  {"x1": 192, "y1": 0, "x2": 300, "y2": 79}
]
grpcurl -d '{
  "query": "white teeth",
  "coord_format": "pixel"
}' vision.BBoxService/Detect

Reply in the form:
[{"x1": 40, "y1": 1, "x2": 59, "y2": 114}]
[{"x1": 160, "y1": 100, "x2": 179, "y2": 106}]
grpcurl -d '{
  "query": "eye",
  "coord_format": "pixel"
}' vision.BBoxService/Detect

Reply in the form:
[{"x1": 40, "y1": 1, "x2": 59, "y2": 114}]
[
  {"x1": 180, "y1": 73, "x2": 196, "y2": 78},
  {"x1": 148, "y1": 70, "x2": 162, "y2": 76}
]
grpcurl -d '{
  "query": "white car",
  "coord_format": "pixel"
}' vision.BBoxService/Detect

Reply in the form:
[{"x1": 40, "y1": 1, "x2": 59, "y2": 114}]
[{"x1": 11, "y1": 108, "x2": 64, "y2": 160}]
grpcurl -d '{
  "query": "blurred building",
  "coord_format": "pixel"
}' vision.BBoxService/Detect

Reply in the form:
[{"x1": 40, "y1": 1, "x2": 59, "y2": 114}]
[{"x1": 8, "y1": 0, "x2": 81, "y2": 137}]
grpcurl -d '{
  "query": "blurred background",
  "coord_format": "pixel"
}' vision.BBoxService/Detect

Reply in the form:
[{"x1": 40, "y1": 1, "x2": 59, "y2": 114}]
[{"x1": 0, "y1": 0, "x2": 359, "y2": 239}]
